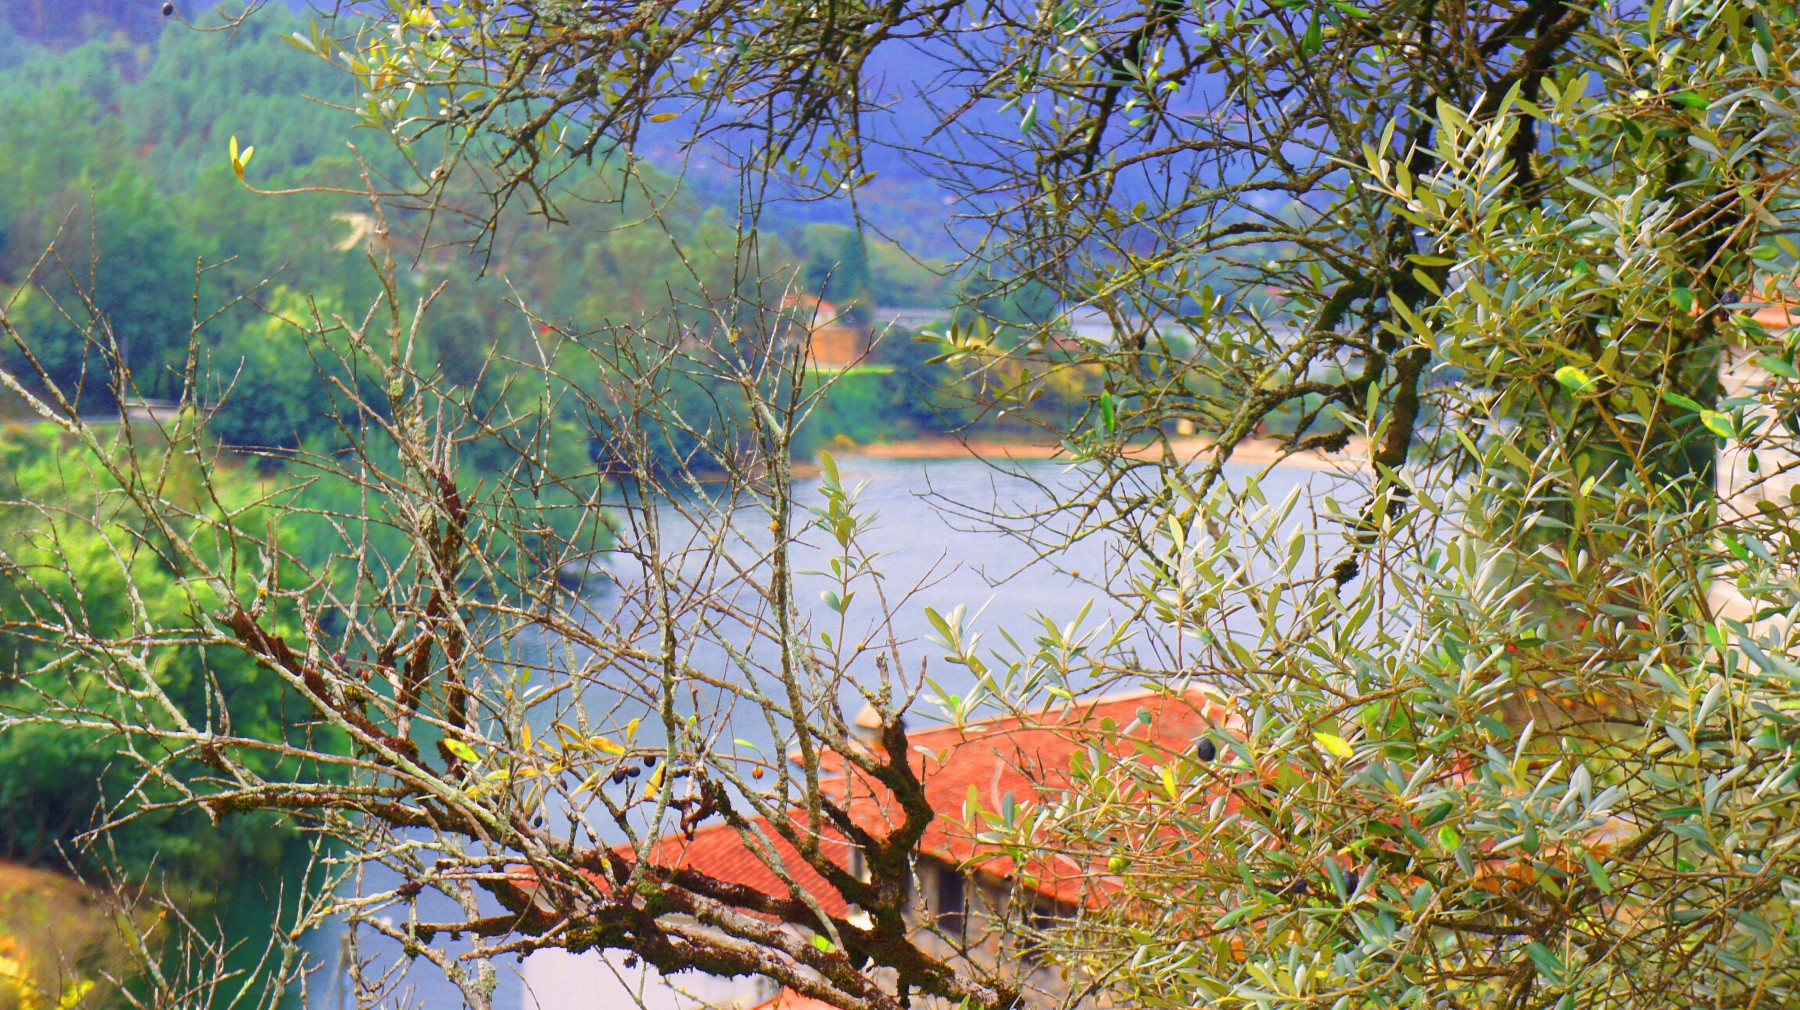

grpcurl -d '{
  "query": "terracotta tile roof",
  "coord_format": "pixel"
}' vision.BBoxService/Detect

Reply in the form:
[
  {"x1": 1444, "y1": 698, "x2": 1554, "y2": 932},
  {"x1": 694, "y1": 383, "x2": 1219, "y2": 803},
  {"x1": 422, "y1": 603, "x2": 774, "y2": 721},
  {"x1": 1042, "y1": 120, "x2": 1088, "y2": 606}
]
[
  {"x1": 1720, "y1": 281, "x2": 1797, "y2": 330},
  {"x1": 633, "y1": 816, "x2": 856, "y2": 918},
  {"x1": 814, "y1": 688, "x2": 1235, "y2": 905},
  {"x1": 751, "y1": 990, "x2": 840, "y2": 1010},
  {"x1": 1675, "y1": 284, "x2": 1797, "y2": 331},
  {"x1": 616, "y1": 688, "x2": 1236, "y2": 917},
  {"x1": 1748, "y1": 302, "x2": 1799, "y2": 330}
]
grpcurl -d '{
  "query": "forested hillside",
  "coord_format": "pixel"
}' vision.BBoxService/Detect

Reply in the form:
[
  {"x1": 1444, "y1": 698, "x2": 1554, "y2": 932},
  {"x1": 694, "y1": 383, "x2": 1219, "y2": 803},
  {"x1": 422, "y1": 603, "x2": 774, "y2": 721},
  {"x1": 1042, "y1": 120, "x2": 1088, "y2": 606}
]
[
  {"x1": 0, "y1": 2, "x2": 949, "y2": 891},
  {"x1": 0, "y1": 2, "x2": 995, "y2": 450}
]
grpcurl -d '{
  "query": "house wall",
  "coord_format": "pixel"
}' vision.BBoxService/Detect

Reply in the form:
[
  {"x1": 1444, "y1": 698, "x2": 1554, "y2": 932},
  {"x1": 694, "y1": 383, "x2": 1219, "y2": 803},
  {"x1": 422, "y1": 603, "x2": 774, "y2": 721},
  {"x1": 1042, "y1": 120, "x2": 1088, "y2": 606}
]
[
  {"x1": 1710, "y1": 343, "x2": 1800, "y2": 638},
  {"x1": 808, "y1": 323, "x2": 868, "y2": 370},
  {"x1": 518, "y1": 858, "x2": 1079, "y2": 1009},
  {"x1": 908, "y1": 862, "x2": 1077, "y2": 1010}
]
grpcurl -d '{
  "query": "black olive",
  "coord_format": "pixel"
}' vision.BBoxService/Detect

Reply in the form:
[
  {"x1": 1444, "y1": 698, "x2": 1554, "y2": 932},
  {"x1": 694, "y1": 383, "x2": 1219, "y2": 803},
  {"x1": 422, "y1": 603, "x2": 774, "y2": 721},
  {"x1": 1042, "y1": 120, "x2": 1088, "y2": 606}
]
[
  {"x1": 626, "y1": 765, "x2": 642, "y2": 778},
  {"x1": 1195, "y1": 737, "x2": 1217, "y2": 762},
  {"x1": 1272, "y1": 877, "x2": 1311, "y2": 898},
  {"x1": 162, "y1": 2, "x2": 175, "y2": 15}
]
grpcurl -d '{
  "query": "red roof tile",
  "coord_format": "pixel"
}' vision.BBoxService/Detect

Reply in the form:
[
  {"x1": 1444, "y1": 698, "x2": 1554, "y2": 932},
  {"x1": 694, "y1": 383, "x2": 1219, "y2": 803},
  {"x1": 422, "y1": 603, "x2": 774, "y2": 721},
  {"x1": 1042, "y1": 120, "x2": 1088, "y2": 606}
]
[
  {"x1": 632, "y1": 816, "x2": 856, "y2": 918},
  {"x1": 752, "y1": 991, "x2": 840, "y2": 1010},
  {"x1": 616, "y1": 688, "x2": 1235, "y2": 917},
  {"x1": 814, "y1": 688, "x2": 1235, "y2": 905},
  {"x1": 1749, "y1": 302, "x2": 1799, "y2": 329}
]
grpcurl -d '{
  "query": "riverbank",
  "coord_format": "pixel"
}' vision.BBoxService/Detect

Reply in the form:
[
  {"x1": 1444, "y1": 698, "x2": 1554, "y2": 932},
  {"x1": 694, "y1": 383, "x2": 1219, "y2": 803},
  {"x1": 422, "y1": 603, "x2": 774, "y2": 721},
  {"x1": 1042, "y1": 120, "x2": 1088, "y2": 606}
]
[
  {"x1": 834, "y1": 434, "x2": 1369, "y2": 471},
  {"x1": 0, "y1": 861, "x2": 131, "y2": 1009}
]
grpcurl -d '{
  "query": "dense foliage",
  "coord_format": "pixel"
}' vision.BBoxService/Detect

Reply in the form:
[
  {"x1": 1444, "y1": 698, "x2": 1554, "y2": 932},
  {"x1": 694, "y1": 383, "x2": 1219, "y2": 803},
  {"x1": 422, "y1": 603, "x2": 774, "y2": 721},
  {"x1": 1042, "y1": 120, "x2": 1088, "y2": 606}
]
[
  {"x1": 0, "y1": 425, "x2": 331, "y2": 882},
  {"x1": 0, "y1": 8, "x2": 980, "y2": 459}
]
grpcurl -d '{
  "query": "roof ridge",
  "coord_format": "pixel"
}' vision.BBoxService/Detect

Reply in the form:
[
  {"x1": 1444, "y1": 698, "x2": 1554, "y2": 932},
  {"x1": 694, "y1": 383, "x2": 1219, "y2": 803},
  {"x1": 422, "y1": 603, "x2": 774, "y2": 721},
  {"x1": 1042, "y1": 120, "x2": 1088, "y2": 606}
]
[{"x1": 901, "y1": 682, "x2": 1233, "y2": 744}]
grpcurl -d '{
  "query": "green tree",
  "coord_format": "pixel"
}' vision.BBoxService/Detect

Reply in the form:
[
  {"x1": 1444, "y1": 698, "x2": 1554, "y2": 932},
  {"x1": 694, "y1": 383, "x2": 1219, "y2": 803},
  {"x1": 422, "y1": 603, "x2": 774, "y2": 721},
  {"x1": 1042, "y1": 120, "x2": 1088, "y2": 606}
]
[
  {"x1": 88, "y1": 173, "x2": 196, "y2": 397},
  {"x1": 798, "y1": 223, "x2": 875, "y2": 324},
  {"x1": 0, "y1": 425, "x2": 330, "y2": 881}
]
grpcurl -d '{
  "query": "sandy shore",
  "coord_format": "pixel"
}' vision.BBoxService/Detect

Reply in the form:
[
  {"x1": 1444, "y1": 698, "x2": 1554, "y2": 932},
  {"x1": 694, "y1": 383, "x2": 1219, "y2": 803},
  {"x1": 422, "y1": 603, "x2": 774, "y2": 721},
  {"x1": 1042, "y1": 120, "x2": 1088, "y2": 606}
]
[{"x1": 835, "y1": 434, "x2": 1369, "y2": 472}]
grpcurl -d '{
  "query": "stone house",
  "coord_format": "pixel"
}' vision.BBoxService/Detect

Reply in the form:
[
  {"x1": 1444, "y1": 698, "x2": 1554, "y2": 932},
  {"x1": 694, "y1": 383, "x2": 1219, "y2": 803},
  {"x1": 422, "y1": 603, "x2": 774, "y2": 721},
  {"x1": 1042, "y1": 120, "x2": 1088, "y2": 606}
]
[
  {"x1": 782, "y1": 295, "x2": 870, "y2": 371},
  {"x1": 523, "y1": 689, "x2": 1229, "y2": 1009}
]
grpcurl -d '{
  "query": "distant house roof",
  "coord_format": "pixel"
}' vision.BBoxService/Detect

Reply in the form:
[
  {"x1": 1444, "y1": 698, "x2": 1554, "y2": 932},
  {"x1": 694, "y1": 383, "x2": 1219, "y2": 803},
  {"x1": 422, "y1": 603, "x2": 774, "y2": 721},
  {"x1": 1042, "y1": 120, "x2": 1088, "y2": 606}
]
[
  {"x1": 622, "y1": 688, "x2": 1234, "y2": 912},
  {"x1": 779, "y1": 293, "x2": 869, "y2": 369},
  {"x1": 752, "y1": 986, "x2": 842, "y2": 1008},
  {"x1": 751, "y1": 991, "x2": 840, "y2": 1010},
  {"x1": 783, "y1": 293, "x2": 842, "y2": 326}
]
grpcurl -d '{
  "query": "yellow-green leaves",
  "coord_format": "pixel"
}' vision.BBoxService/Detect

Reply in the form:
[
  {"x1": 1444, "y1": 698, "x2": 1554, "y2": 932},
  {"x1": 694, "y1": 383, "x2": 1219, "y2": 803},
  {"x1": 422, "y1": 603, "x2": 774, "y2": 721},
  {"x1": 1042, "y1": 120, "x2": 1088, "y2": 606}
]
[
  {"x1": 1313, "y1": 732, "x2": 1354, "y2": 759},
  {"x1": 1554, "y1": 365, "x2": 1597, "y2": 394},
  {"x1": 229, "y1": 135, "x2": 255, "y2": 181},
  {"x1": 442, "y1": 738, "x2": 478, "y2": 763},
  {"x1": 1662, "y1": 390, "x2": 1734, "y2": 436},
  {"x1": 1759, "y1": 355, "x2": 1799, "y2": 379}
]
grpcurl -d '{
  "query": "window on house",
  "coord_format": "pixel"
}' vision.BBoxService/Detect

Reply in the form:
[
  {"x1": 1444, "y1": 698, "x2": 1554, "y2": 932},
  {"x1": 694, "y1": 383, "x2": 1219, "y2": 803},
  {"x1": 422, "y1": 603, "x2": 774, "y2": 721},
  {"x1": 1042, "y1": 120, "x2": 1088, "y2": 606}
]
[{"x1": 937, "y1": 867, "x2": 965, "y2": 937}]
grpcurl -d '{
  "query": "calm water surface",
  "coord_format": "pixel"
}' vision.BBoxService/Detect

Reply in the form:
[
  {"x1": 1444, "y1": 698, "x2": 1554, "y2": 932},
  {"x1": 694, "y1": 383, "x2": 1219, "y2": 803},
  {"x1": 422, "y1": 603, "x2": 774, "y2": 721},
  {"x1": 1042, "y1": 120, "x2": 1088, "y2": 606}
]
[{"x1": 269, "y1": 453, "x2": 1353, "y2": 1010}]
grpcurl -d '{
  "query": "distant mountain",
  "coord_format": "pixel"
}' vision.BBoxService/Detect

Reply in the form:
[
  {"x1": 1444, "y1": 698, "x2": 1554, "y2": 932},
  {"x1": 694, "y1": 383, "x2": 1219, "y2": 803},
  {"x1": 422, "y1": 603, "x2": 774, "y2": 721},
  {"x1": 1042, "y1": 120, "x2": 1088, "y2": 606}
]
[
  {"x1": 2, "y1": 0, "x2": 165, "y2": 50},
  {"x1": 0, "y1": 0, "x2": 1264, "y2": 266},
  {"x1": 0, "y1": 0, "x2": 315, "y2": 64}
]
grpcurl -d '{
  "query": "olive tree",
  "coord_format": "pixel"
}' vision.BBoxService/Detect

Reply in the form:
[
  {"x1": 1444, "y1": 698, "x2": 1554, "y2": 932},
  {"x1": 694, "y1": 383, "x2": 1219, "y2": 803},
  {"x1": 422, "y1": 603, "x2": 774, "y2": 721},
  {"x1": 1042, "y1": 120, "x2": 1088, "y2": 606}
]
[
  {"x1": 959, "y1": 3, "x2": 1800, "y2": 1009},
  {"x1": 4, "y1": 0, "x2": 1800, "y2": 1008}
]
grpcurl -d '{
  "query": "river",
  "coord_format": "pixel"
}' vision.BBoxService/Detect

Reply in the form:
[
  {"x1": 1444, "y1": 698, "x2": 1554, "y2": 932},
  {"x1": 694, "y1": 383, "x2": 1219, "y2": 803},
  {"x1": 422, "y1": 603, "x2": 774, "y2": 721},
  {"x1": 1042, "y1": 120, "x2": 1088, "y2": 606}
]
[{"x1": 259, "y1": 451, "x2": 1355, "y2": 1010}]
